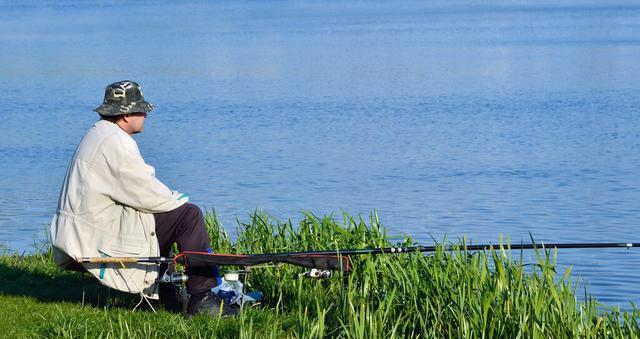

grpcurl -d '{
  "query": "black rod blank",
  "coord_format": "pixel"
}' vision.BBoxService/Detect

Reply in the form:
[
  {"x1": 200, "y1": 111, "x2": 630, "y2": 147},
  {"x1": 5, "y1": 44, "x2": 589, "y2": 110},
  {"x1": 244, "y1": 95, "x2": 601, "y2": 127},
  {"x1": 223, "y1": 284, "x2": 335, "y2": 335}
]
[{"x1": 264, "y1": 242, "x2": 640, "y2": 257}]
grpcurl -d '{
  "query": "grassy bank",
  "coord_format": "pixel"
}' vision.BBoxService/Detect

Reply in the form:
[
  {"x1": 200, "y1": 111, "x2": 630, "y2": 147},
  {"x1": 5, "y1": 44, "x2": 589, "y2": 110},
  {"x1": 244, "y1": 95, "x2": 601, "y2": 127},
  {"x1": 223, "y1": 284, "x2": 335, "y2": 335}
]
[{"x1": 1, "y1": 211, "x2": 639, "y2": 338}]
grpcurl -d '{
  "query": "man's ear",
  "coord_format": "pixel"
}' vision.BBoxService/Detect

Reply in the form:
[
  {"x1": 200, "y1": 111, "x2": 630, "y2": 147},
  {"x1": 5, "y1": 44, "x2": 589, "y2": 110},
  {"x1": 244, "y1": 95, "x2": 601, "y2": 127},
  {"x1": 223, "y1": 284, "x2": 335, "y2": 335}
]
[{"x1": 121, "y1": 114, "x2": 130, "y2": 123}]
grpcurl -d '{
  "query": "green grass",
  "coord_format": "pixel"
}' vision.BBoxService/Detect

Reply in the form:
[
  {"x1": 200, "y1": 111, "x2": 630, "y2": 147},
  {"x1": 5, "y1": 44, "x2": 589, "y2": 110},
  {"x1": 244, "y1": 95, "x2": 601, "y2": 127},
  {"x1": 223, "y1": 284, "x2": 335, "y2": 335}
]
[{"x1": 1, "y1": 210, "x2": 639, "y2": 338}]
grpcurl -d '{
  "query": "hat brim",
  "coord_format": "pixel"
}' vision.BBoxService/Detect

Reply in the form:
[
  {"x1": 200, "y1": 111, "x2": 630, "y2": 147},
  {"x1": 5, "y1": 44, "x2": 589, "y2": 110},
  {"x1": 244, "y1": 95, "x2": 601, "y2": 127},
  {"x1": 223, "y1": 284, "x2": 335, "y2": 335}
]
[{"x1": 94, "y1": 100, "x2": 155, "y2": 116}]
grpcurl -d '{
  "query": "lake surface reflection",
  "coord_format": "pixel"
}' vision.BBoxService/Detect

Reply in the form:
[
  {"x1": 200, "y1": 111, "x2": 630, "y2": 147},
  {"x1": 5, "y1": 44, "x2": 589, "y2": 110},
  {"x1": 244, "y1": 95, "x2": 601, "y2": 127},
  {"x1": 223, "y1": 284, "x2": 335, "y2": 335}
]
[{"x1": 1, "y1": 0, "x2": 639, "y2": 308}]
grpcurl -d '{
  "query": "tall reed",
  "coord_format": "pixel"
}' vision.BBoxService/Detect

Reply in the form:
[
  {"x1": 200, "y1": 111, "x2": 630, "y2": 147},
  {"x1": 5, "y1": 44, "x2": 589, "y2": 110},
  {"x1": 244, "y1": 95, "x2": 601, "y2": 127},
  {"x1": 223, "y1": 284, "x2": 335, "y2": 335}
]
[{"x1": 204, "y1": 209, "x2": 640, "y2": 338}]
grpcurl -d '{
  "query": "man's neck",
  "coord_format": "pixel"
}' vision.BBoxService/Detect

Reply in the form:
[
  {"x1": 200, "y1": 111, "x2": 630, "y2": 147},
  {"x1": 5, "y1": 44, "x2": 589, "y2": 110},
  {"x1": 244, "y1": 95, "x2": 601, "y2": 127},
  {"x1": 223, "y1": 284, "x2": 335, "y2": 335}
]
[
  {"x1": 100, "y1": 118, "x2": 133, "y2": 135},
  {"x1": 115, "y1": 121, "x2": 133, "y2": 135}
]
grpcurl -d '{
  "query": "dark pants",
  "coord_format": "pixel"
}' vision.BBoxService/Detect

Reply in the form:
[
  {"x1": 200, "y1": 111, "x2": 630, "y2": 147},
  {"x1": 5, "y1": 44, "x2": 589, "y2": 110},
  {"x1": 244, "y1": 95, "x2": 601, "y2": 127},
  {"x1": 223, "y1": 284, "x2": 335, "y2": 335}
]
[{"x1": 154, "y1": 203, "x2": 218, "y2": 295}]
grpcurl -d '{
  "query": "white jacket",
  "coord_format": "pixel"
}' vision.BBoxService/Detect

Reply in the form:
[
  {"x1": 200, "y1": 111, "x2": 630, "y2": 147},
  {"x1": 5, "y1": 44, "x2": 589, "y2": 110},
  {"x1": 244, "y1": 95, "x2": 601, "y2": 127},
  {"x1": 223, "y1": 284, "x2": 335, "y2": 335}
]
[{"x1": 50, "y1": 119, "x2": 188, "y2": 298}]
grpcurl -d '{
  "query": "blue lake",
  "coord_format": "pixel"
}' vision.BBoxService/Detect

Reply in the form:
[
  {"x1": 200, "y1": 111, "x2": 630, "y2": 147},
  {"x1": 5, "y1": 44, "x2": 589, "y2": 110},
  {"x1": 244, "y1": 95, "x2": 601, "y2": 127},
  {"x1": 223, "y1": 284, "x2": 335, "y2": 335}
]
[{"x1": 1, "y1": 1, "x2": 639, "y2": 308}]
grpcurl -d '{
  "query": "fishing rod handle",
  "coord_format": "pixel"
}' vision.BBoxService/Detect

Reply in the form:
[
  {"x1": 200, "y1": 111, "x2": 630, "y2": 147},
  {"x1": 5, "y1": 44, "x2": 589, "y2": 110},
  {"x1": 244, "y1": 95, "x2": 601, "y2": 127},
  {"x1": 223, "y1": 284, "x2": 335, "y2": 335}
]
[
  {"x1": 78, "y1": 256, "x2": 170, "y2": 264},
  {"x1": 80, "y1": 257, "x2": 140, "y2": 263}
]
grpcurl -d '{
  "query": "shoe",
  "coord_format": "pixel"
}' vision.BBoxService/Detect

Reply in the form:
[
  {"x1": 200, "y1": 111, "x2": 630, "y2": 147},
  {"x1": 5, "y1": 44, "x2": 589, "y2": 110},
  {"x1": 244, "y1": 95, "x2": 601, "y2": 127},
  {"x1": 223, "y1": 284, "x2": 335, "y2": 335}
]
[{"x1": 187, "y1": 291, "x2": 239, "y2": 317}]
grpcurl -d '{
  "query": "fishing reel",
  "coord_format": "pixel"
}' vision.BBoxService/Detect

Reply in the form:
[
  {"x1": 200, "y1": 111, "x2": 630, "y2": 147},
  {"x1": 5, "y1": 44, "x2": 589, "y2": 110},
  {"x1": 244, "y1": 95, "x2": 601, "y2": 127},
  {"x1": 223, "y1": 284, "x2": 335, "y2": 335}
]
[
  {"x1": 297, "y1": 268, "x2": 332, "y2": 279},
  {"x1": 157, "y1": 270, "x2": 188, "y2": 286}
]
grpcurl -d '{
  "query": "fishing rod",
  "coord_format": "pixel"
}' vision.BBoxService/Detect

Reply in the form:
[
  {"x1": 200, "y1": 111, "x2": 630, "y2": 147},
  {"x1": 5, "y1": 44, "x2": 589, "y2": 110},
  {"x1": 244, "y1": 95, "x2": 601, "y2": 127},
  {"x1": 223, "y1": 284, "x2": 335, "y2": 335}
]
[
  {"x1": 78, "y1": 241, "x2": 640, "y2": 286},
  {"x1": 80, "y1": 241, "x2": 640, "y2": 270}
]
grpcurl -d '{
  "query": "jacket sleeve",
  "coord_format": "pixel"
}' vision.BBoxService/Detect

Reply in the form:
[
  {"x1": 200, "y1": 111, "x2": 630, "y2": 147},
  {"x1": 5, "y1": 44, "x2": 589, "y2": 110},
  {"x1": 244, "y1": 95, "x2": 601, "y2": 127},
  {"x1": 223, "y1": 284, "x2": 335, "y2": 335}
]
[{"x1": 101, "y1": 134, "x2": 189, "y2": 213}]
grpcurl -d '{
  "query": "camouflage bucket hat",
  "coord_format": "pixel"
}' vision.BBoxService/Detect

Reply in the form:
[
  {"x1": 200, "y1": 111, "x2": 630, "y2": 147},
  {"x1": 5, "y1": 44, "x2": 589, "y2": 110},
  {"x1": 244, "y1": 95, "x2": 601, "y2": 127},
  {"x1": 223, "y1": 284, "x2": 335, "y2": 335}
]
[{"x1": 93, "y1": 80, "x2": 155, "y2": 116}]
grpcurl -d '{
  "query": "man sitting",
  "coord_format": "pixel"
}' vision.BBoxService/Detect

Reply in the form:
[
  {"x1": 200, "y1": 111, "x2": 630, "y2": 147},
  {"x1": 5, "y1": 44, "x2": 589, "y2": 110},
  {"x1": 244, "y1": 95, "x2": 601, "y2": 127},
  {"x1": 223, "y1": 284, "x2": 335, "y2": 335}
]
[{"x1": 49, "y1": 80, "x2": 234, "y2": 316}]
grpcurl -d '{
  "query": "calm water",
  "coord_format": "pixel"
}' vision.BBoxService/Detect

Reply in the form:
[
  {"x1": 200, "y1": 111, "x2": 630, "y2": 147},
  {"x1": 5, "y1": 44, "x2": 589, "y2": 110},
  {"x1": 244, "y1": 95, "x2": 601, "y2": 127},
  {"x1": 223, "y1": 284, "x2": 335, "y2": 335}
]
[{"x1": 1, "y1": 1, "x2": 639, "y2": 307}]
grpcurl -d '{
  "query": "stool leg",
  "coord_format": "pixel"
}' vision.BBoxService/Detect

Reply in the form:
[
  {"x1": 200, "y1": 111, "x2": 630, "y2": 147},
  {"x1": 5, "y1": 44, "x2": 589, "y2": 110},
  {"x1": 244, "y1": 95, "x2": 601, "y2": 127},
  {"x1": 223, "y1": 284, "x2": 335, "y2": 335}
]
[
  {"x1": 96, "y1": 283, "x2": 101, "y2": 307},
  {"x1": 106, "y1": 287, "x2": 112, "y2": 309},
  {"x1": 81, "y1": 274, "x2": 86, "y2": 306}
]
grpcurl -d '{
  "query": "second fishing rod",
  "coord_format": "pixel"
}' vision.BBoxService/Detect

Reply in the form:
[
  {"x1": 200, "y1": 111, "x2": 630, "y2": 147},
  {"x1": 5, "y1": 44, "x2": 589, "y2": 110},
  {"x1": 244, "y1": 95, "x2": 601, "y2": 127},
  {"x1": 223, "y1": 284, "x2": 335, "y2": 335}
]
[{"x1": 261, "y1": 241, "x2": 640, "y2": 257}]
